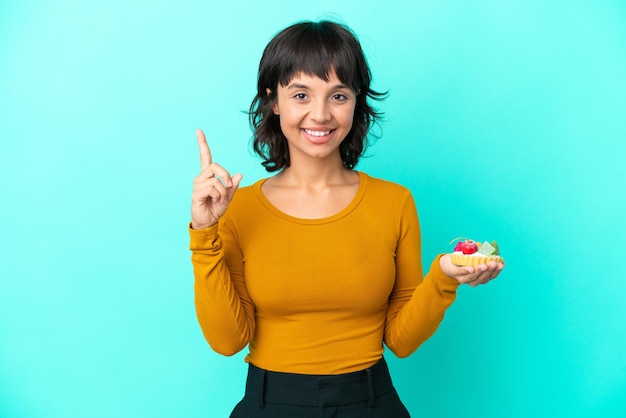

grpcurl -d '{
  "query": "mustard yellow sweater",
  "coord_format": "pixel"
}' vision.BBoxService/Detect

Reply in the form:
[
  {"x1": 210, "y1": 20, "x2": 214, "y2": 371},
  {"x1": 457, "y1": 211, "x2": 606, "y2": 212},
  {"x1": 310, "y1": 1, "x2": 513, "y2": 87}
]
[{"x1": 190, "y1": 172, "x2": 459, "y2": 374}]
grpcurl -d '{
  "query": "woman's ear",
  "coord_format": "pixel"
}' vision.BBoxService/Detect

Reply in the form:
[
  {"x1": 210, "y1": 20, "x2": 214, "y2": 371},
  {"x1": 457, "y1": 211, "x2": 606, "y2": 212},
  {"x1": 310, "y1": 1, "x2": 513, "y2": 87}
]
[{"x1": 267, "y1": 89, "x2": 279, "y2": 115}]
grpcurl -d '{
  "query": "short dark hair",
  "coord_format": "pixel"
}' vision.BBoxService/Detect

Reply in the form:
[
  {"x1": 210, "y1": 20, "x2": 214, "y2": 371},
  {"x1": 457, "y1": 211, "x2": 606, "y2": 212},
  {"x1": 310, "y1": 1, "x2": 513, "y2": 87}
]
[{"x1": 249, "y1": 20, "x2": 387, "y2": 172}]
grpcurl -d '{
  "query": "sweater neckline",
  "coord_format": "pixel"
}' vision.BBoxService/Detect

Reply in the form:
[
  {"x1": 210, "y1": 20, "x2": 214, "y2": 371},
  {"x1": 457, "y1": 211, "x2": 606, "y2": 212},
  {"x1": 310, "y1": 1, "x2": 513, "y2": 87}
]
[{"x1": 251, "y1": 171, "x2": 368, "y2": 225}]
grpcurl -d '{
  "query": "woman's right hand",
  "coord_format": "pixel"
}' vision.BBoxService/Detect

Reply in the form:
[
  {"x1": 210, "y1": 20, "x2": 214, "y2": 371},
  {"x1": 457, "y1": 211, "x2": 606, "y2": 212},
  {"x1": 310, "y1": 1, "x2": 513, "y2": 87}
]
[{"x1": 191, "y1": 129, "x2": 243, "y2": 230}]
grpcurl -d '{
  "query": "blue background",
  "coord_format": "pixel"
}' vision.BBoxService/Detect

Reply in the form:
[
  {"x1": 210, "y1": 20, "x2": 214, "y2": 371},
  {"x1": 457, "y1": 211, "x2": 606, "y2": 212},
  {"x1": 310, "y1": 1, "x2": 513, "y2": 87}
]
[{"x1": 1, "y1": 0, "x2": 625, "y2": 417}]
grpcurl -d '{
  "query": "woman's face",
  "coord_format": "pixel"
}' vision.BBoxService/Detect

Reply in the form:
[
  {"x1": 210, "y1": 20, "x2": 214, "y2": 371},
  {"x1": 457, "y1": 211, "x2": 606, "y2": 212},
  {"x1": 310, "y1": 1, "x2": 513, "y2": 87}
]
[{"x1": 273, "y1": 70, "x2": 356, "y2": 164}]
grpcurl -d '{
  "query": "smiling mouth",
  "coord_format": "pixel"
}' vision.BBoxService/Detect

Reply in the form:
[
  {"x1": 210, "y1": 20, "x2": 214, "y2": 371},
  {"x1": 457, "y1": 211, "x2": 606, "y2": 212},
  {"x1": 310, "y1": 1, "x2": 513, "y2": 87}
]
[{"x1": 303, "y1": 129, "x2": 333, "y2": 137}]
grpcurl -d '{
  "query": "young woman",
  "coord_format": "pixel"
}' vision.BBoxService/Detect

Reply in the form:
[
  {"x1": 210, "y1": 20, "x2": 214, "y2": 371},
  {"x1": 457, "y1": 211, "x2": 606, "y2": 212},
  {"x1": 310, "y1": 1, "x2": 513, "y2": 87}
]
[{"x1": 189, "y1": 20, "x2": 504, "y2": 417}]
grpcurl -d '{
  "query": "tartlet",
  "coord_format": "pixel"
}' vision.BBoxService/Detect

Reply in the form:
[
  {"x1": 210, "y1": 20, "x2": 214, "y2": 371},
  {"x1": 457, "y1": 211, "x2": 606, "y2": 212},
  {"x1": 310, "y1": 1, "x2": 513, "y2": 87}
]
[{"x1": 450, "y1": 238, "x2": 503, "y2": 266}]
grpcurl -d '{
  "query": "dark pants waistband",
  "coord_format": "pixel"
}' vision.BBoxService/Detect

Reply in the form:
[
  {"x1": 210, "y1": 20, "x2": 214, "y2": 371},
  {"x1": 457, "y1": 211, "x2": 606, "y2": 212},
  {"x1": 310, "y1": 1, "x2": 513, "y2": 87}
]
[{"x1": 244, "y1": 358, "x2": 394, "y2": 408}]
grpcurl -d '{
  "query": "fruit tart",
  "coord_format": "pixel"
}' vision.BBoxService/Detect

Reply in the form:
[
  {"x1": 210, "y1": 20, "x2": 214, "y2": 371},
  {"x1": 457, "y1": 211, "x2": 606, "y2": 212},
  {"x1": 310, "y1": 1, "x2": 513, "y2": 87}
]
[{"x1": 449, "y1": 238, "x2": 504, "y2": 266}]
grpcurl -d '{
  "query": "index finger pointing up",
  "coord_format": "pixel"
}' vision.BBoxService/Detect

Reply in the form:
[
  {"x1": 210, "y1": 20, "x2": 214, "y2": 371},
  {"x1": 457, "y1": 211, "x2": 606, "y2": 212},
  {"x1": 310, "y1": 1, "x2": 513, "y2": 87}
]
[{"x1": 196, "y1": 129, "x2": 212, "y2": 170}]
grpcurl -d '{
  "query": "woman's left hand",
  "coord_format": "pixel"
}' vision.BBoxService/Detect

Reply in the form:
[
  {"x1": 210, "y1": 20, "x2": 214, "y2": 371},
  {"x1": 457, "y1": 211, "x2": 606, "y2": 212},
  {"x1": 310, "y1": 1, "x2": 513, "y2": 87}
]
[{"x1": 439, "y1": 254, "x2": 504, "y2": 287}]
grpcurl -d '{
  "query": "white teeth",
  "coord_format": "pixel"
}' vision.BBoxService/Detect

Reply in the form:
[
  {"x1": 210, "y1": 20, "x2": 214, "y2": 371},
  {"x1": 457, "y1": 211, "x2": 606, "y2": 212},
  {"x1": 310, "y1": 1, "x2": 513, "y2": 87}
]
[{"x1": 304, "y1": 129, "x2": 331, "y2": 137}]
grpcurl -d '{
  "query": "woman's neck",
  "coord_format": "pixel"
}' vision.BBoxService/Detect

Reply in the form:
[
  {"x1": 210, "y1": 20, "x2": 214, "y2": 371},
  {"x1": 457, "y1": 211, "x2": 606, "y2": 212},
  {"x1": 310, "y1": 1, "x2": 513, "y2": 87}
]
[{"x1": 271, "y1": 154, "x2": 355, "y2": 188}]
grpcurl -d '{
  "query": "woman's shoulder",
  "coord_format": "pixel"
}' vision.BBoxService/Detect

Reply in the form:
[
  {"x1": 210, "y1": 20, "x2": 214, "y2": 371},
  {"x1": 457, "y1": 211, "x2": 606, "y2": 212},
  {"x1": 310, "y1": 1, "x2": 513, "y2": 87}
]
[
  {"x1": 360, "y1": 172, "x2": 412, "y2": 198},
  {"x1": 358, "y1": 172, "x2": 417, "y2": 220},
  {"x1": 230, "y1": 178, "x2": 266, "y2": 204}
]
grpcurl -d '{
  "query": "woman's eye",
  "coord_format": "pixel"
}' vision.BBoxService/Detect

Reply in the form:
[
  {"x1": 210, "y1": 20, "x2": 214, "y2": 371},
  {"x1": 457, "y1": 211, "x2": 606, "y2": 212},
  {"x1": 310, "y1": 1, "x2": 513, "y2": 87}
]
[
  {"x1": 294, "y1": 93, "x2": 307, "y2": 100},
  {"x1": 333, "y1": 93, "x2": 348, "y2": 101}
]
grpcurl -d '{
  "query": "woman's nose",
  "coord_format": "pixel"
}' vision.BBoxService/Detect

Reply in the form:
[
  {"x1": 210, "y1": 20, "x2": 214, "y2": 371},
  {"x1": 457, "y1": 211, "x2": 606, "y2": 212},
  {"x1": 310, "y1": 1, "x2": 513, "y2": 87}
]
[{"x1": 309, "y1": 99, "x2": 331, "y2": 122}]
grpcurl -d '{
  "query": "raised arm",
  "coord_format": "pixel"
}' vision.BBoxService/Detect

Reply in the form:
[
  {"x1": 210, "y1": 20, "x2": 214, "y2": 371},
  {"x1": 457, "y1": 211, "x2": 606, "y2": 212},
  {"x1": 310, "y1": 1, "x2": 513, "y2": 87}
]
[{"x1": 190, "y1": 129, "x2": 253, "y2": 355}]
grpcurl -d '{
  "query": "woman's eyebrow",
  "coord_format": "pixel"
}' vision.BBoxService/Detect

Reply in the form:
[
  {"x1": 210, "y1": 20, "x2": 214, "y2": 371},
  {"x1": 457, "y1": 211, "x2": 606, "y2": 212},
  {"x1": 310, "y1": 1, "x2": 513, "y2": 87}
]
[{"x1": 287, "y1": 83, "x2": 309, "y2": 89}]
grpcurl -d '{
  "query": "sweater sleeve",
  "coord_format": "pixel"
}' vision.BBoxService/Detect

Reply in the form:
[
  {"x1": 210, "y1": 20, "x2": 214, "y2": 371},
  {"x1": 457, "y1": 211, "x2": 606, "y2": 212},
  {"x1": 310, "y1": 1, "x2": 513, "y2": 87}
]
[
  {"x1": 383, "y1": 192, "x2": 460, "y2": 358},
  {"x1": 189, "y1": 218, "x2": 255, "y2": 356}
]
